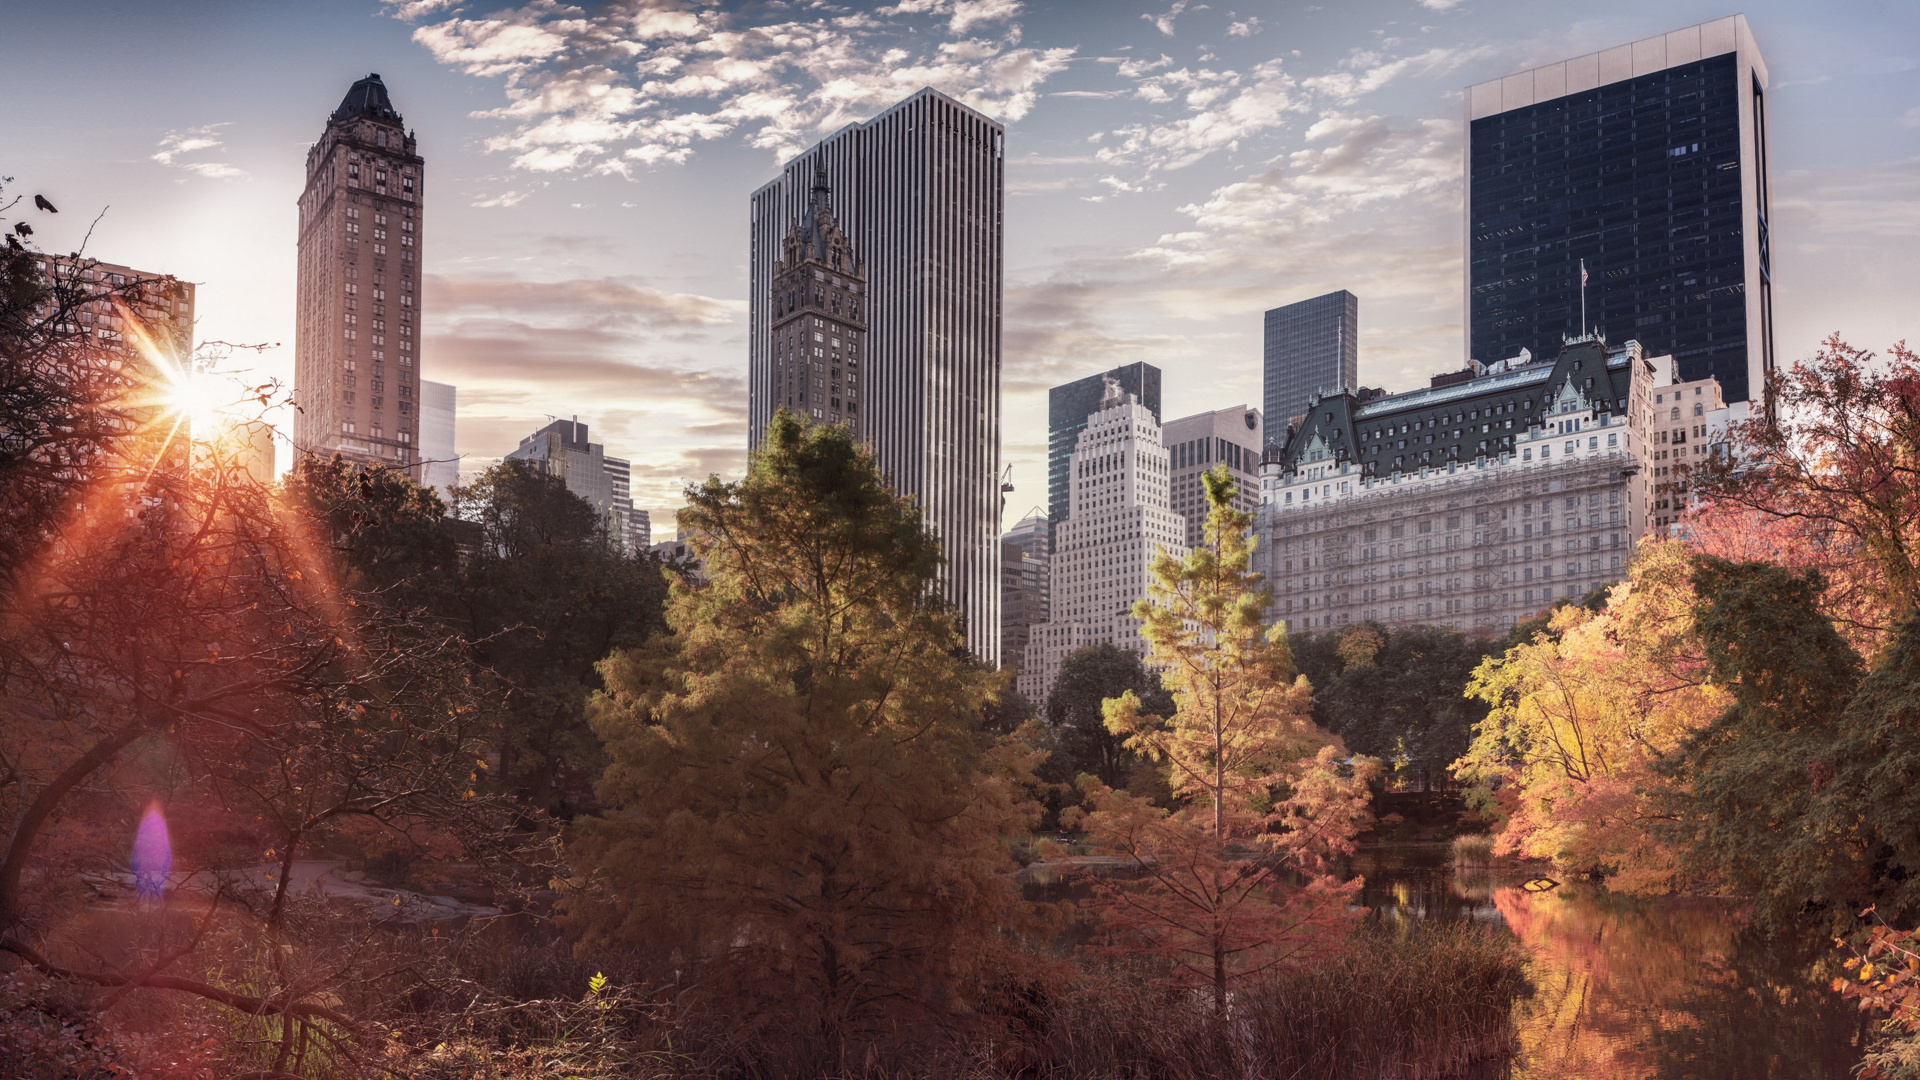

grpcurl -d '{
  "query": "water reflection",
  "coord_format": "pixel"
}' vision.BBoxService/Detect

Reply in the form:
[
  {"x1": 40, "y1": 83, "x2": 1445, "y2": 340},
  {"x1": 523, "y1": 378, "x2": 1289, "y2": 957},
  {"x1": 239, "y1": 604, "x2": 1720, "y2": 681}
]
[{"x1": 1354, "y1": 842, "x2": 1868, "y2": 1079}]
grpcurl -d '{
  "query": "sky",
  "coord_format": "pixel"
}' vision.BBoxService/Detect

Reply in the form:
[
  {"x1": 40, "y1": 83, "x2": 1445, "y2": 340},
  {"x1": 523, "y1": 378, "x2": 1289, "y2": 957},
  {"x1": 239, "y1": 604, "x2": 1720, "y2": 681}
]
[{"x1": 5, "y1": 0, "x2": 1917, "y2": 540}]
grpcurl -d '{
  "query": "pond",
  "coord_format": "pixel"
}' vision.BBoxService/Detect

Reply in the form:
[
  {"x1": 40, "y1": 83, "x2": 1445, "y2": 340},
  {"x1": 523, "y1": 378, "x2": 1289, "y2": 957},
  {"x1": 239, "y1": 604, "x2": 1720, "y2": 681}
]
[{"x1": 1354, "y1": 842, "x2": 1874, "y2": 1079}]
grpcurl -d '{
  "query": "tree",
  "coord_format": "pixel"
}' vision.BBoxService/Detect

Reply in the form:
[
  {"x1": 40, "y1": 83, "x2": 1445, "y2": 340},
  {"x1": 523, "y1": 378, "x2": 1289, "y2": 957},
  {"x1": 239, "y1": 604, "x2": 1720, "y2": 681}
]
[
  {"x1": 1070, "y1": 467, "x2": 1375, "y2": 1010},
  {"x1": 566, "y1": 411, "x2": 1034, "y2": 1050},
  {"x1": 1452, "y1": 542, "x2": 1726, "y2": 891},
  {"x1": 1695, "y1": 334, "x2": 1920, "y2": 628},
  {"x1": 1044, "y1": 642, "x2": 1173, "y2": 789},
  {"x1": 1294, "y1": 622, "x2": 1492, "y2": 790}
]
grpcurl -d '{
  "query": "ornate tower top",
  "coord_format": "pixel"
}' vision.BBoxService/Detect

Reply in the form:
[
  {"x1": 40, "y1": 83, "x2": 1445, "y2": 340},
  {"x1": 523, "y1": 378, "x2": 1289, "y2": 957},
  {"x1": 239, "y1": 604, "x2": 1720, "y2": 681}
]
[
  {"x1": 783, "y1": 163, "x2": 860, "y2": 277},
  {"x1": 331, "y1": 74, "x2": 403, "y2": 127}
]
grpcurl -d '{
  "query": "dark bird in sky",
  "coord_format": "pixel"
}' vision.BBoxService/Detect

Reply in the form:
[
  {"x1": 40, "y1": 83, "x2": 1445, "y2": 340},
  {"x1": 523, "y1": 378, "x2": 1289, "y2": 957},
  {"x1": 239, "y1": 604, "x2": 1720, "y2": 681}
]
[
  {"x1": 12, "y1": 223, "x2": 31, "y2": 237},
  {"x1": 33, "y1": 195, "x2": 57, "y2": 213}
]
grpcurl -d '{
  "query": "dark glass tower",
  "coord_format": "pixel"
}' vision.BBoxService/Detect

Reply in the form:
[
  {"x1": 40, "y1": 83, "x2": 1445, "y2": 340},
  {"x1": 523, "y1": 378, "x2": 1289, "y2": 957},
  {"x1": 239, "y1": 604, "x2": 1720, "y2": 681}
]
[
  {"x1": 1047, "y1": 363, "x2": 1160, "y2": 549},
  {"x1": 1465, "y1": 16, "x2": 1772, "y2": 404},
  {"x1": 1263, "y1": 290, "x2": 1357, "y2": 438}
]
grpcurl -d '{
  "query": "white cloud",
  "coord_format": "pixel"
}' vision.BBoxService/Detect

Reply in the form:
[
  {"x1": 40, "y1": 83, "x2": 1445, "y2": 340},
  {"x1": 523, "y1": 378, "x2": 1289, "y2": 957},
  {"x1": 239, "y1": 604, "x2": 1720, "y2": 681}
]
[
  {"x1": 1227, "y1": 17, "x2": 1261, "y2": 37},
  {"x1": 151, "y1": 124, "x2": 246, "y2": 180},
  {"x1": 405, "y1": 0, "x2": 1072, "y2": 172},
  {"x1": 1142, "y1": 0, "x2": 1191, "y2": 37},
  {"x1": 1301, "y1": 44, "x2": 1492, "y2": 103},
  {"x1": 1098, "y1": 59, "x2": 1300, "y2": 171},
  {"x1": 1416, "y1": 0, "x2": 1464, "y2": 11},
  {"x1": 380, "y1": 0, "x2": 461, "y2": 21}
]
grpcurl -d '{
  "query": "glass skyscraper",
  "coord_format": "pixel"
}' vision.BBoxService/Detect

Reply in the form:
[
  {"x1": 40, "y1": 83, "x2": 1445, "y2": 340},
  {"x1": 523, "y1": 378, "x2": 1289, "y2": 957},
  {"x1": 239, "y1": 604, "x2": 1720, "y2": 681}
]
[
  {"x1": 1263, "y1": 291, "x2": 1358, "y2": 439},
  {"x1": 1047, "y1": 363, "x2": 1160, "y2": 549},
  {"x1": 748, "y1": 88, "x2": 1005, "y2": 664},
  {"x1": 1465, "y1": 16, "x2": 1772, "y2": 404}
]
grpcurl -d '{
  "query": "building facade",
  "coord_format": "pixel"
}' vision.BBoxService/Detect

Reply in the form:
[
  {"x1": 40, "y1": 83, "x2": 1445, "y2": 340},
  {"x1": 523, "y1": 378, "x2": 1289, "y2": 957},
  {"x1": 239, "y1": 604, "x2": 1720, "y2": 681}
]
[
  {"x1": 1256, "y1": 336, "x2": 1711, "y2": 635},
  {"x1": 1163, "y1": 407, "x2": 1264, "y2": 549},
  {"x1": 999, "y1": 511, "x2": 1052, "y2": 685},
  {"x1": 1263, "y1": 291, "x2": 1358, "y2": 435},
  {"x1": 419, "y1": 379, "x2": 456, "y2": 498},
  {"x1": 602, "y1": 454, "x2": 641, "y2": 553},
  {"x1": 1650, "y1": 373, "x2": 1744, "y2": 532},
  {"x1": 747, "y1": 87, "x2": 1005, "y2": 663},
  {"x1": 295, "y1": 74, "x2": 426, "y2": 472},
  {"x1": 1019, "y1": 381, "x2": 1185, "y2": 703},
  {"x1": 768, "y1": 164, "x2": 866, "y2": 429},
  {"x1": 505, "y1": 419, "x2": 619, "y2": 539},
  {"x1": 1048, "y1": 363, "x2": 1162, "y2": 549},
  {"x1": 1465, "y1": 16, "x2": 1772, "y2": 405}
]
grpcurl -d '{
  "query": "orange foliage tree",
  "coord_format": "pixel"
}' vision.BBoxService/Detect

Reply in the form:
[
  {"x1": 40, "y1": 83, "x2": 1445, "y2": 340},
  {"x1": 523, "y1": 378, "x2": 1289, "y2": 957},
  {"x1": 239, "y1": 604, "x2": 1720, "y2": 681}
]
[
  {"x1": 1068, "y1": 467, "x2": 1375, "y2": 1010},
  {"x1": 1453, "y1": 542, "x2": 1727, "y2": 891}
]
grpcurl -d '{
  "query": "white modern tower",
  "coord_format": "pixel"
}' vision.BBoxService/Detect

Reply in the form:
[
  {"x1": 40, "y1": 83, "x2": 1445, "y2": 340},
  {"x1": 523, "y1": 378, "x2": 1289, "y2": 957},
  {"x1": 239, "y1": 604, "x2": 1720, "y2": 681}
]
[{"x1": 748, "y1": 87, "x2": 1006, "y2": 663}]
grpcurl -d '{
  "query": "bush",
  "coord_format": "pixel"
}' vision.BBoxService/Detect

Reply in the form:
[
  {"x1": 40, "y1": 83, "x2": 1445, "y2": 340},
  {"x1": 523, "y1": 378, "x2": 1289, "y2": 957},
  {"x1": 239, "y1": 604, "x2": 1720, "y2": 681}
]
[{"x1": 1453, "y1": 832, "x2": 1497, "y2": 867}]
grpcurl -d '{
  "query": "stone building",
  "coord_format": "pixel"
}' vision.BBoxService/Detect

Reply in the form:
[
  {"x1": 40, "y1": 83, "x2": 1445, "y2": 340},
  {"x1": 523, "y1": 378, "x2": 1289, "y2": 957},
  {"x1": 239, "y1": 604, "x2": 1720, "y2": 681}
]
[
  {"x1": 999, "y1": 511, "x2": 1051, "y2": 687},
  {"x1": 1255, "y1": 335, "x2": 1718, "y2": 635},
  {"x1": 1019, "y1": 380, "x2": 1185, "y2": 702},
  {"x1": 1164, "y1": 406, "x2": 1263, "y2": 548},
  {"x1": 767, "y1": 163, "x2": 866, "y2": 429},
  {"x1": 294, "y1": 74, "x2": 425, "y2": 473}
]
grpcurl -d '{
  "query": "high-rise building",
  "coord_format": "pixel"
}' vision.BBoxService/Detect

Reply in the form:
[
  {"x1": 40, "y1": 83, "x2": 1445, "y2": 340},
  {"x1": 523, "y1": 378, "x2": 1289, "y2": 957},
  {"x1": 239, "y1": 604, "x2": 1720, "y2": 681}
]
[
  {"x1": 999, "y1": 510, "x2": 1052, "y2": 685},
  {"x1": 1263, "y1": 291, "x2": 1357, "y2": 437},
  {"x1": 1048, "y1": 363, "x2": 1161, "y2": 550},
  {"x1": 1255, "y1": 334, "x2": 1710, "y2": 634},
  {"x1": 1163, "y1": 407, "x2": 1263, "y2": 549},
  {"x1": 295, "y1": 73, "x2": 426, "y2": 472},
  {"x1": 419, "y1": 379, "x2": 457, "y2": 498},
  {"x1": 631, "y1": 507, "x2": 652, "y2": 549},
  {"x1": 1465, "y1": 16, "x2": 1772, "y2": 404},
  {"x1": 1649, "y1": 375, "x2": 1745, "y2": 533},
  {"x1": 506, "y1": 418, "x2": 618, "y2": 539},
  {"x1": 602, "y1": 454, "x2": 644, "y2": 553},
  {"x1": 1019, "y1": 380, "x2": 1185, "y2": 703},
  {"x1": 748, "y1": 87, "x2": 1004, "y2": 663},
  {"x1": 767, "y1": 164, "x2": 866, "y2": 429}
]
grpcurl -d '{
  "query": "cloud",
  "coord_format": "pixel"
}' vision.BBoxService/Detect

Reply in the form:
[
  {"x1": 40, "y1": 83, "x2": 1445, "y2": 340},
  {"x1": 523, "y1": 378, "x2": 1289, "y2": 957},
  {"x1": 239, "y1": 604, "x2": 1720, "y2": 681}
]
[
  {"x1": 1902, "y1": 105, "x2": 1920, "y2": 129},
  {"x1": 1415, "y1": 0, "x2": 1463, "y2": 11},
  {"x1": 380, "y1": 0, "x2": 461, "y2": 20},
  {"x1": 1097, "y1": 59, "x2": 1301, "y2": 171},
  {"x1": 1301, "y1": 44, "x2": 1493, "y2": 103},
  {"x1": 152, "y1": 124, "x2": 246, "y2": 179},
  {"x1": 1142, "y1": 0, "x2": 1192, "y2": 37},
  {"x1": 404, "y1": 0, "x2": 1073, "y2": 172},
  {"x1": 1227, "y1": 17, "x2": 1261, "y2": 37}
]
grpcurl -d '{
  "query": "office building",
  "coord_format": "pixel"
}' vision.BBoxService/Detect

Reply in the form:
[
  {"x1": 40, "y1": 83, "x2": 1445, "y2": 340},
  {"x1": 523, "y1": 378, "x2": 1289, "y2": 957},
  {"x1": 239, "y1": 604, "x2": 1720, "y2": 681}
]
[
  {"x1": 1263, "y1": 291, "x2": 1357, "y2": 436},
  {"x1": 767, "y1": 164, "x2": 866, "y2": 428},
  {"x1": 999, "y1": 511, "x2": 1052, "y2": 685},
  {"x1": 1465, "y1": 16, "x2": 1772, "y2": 404},
  {"x1": 1163, "y1": 406, "x2": 1264, "y2": 549},
  {"x1": 505, "y1": 418, "x2": 619, "y2": 539},
  {"x1": 1256, "y1": 334, "x2": 1717, "y2": 634},
  {"x1": 295, "y1": 73, "x2": 426, "y2": 472},
  {"x1": 419, "y1": 380, "x2": 457, "y2": 498},
  {"x1": 602, "y1": 455, "x2": 645, "y2": 553},
  {"x1": 748, "y1": 88, "x2": 1005, "y2": 663},
  {"x1": 1650, "y1": 376, "x2": 1745, "y2": 533},
  {"x1": 1048, "y1": 363, "x2": 1161, "y2": 550},
  {"x1": 1019, "y1": 380, "x2": 1185, "y2": 702}
]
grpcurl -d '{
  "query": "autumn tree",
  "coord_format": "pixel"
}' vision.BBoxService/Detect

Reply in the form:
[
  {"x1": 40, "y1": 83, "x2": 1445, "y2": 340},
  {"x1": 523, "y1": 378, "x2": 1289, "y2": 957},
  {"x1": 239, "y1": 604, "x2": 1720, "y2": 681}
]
[
  {"x1": 1070, "y1": 467, "x2": 1374, "y2": 1010},
  {"x1": 566, "y1": 411, "x2": 1034, "y2": 1051},
  {"x1": 1453, "y1": 542, "x2": 1727, "y2": 891}
]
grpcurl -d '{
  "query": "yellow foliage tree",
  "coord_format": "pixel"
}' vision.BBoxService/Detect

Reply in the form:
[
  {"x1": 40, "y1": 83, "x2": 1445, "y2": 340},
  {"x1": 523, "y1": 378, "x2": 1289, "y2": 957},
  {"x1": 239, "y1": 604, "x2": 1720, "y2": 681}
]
[{"x1": 1454, "y1": 541, "x2": 1728, "y2": 891}]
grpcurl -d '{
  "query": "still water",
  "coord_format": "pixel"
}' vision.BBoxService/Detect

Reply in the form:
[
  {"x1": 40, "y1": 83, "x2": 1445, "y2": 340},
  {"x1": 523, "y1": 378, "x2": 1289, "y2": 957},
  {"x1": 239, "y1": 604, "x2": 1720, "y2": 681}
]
[{"x1": 1354, "y1": 842, "x2": 1873, "y2": 1079}]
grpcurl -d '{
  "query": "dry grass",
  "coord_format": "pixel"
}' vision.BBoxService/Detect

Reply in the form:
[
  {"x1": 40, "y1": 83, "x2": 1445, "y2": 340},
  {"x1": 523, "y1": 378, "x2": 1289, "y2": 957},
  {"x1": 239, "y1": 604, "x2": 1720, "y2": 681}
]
[{"x1": 1452, "y1": 832, "x2": 1498, "y2": 868}]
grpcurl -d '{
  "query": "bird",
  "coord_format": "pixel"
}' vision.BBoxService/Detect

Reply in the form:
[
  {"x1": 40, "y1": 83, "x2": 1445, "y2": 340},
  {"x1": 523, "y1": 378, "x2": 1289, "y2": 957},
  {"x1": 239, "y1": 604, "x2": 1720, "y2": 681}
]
[
  {"x1": 34, "y1": 195, "x2": 57, "y2": 213},
  {"x1": 12, "y1": 222, "x2": 31, "y2": 237}
]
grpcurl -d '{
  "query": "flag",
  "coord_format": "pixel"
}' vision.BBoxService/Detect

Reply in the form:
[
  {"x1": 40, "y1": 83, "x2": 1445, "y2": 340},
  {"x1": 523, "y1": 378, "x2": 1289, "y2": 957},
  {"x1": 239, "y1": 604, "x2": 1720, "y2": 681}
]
[{"x1": 1581, "y1": 260, "x2": 1589, "y2": 287}]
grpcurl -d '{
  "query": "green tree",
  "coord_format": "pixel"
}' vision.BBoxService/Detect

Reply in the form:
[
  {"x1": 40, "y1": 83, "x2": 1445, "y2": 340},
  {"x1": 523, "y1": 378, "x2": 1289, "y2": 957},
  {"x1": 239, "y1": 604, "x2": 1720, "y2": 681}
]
[
  {"x1": 1044, "y1": 642, "x2": 1173, "y2": 789},
  {"x1": 1073, "y1": 467, "x2": 1375, "y2": 1009},
  {"x1": 567, "y1": 411, "x2": 1032, "y2": 1049},
  {"x1": 1294, "y1": 622, "x2": 1491, "y2": 790}
]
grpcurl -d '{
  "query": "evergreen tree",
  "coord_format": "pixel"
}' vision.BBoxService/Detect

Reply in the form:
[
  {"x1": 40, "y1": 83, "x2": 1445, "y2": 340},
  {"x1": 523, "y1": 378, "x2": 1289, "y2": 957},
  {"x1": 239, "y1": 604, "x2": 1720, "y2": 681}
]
[{"x1": 567, "y1": 411, "x2": 1033, "y2": 1049}]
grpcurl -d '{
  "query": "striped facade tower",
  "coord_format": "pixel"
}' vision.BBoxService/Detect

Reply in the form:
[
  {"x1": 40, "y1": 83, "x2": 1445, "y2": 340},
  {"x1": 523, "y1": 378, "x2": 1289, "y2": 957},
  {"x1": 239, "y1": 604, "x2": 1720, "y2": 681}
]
[{"x1": 748, "y1": 88, "x2": 1006, "y2": 664}]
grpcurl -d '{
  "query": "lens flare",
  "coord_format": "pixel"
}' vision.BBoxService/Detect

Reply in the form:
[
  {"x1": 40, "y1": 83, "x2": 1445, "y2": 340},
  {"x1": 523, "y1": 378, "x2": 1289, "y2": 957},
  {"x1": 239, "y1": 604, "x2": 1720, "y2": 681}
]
[{"x1": 131, "y1": 802, "x2": 172, "y2": 905}]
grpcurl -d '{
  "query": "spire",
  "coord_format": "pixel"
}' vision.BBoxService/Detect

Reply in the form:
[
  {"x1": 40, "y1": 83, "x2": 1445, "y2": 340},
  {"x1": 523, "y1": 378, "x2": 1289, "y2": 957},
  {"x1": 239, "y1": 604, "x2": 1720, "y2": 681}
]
[
  {"x1": 799, "y1": 159, "x2": 834, "y2": 262},
  {"x1": 331, "y1": 73, "x2": 403, "y2": 126}
]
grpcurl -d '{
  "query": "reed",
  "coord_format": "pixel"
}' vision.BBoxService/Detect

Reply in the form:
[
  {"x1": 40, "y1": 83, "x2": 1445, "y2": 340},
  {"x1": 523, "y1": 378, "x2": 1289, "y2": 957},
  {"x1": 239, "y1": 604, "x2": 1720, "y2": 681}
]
[{"x1": 1452, "y1": 831, "x2": 1498, "y2": 868}]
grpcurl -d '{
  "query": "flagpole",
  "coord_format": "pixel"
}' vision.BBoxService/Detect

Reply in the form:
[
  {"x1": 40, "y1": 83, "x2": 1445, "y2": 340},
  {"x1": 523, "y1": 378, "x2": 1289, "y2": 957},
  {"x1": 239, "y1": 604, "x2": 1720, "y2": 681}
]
[{"x1": 1580, "y1": 258, "x2": 1587, "y2": 336}]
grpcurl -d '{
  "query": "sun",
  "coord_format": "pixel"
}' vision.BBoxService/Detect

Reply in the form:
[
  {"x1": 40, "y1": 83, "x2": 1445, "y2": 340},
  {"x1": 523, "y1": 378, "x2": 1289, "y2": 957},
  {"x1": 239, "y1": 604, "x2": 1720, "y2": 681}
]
[{"x1": 160, "y1": 366, "x2": 230, "y2": 437}]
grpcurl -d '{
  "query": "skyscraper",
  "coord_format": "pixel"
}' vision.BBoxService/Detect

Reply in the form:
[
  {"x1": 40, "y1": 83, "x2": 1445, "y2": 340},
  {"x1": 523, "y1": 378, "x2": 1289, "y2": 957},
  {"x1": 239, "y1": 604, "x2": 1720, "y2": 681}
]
[
  {"x1": 295, "y1": 73, "x2": 426, "y2": 472},
  {"x1": 1019, "y1": 380, "x2": 1185, "y2": 703},
  {"x1": 1048, "y1": 363, "x2": 1160, "y2": 550},
  {"x1": 999, "y1": 510, "x2": 1052, "y2": 685},
  {"x1": 1163, "y1": 406, "x2": 1263, "y2": 550},
  {"x1": 505, "y1": 418, "x2": 617, "y2": 538},
  {"x1": 748, "y1": 87, "x2": 1005, "y2": 663},
  {"x1": 419, "y1": 379, "x2": 457, "y2": 498},
  {"x1": 768, "y1": 164, "x2": 866, "y2": 429},
  {"x1": 1465, "y1": 16, "x2": 1772, "y2": 404},
  {"x1": 1263, "y1": 291, "x2": 1357, "y2": 437},
  {"x1": 602, "y1": 454, "x2": 643, "y2": 553}
]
